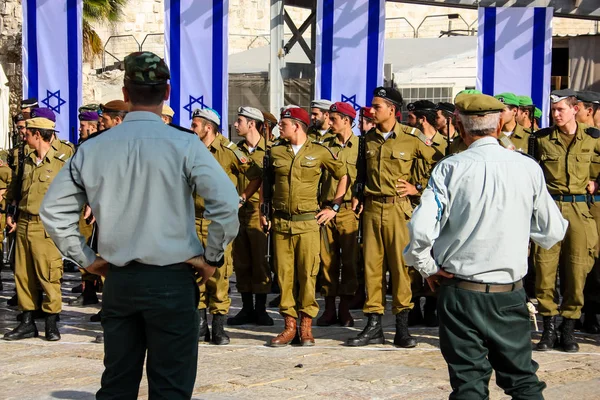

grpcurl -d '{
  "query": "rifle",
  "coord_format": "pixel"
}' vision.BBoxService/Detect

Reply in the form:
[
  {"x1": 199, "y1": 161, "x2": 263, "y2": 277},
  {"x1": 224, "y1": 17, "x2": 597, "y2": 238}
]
[
  {"x1": 5, "y1": 139, "x2": 26, "y2": 267},
  {"x1": 446, "y1": 115, "x2": 451, "y2": 156},
  {"x1": 261, "y1": 133, "x2": 273, "y2": 263},
  {"x1": 355, "y1": 130, "x2": 367, "y2": 244}
]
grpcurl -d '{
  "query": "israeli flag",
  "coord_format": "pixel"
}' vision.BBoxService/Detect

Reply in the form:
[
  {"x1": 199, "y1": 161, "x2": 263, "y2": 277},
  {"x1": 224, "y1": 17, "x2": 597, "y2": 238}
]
[
  {"x1": 22, "y1": 0, "x2": 83, "y2": 143},
  {"x1": 315, "y1": 0, "x2": 385, "y2": 114},
  {"x1": 477, "y1": 7, "x2": 553, "y2": 128},
  {"x1": 165, "y1": 0, "x2": 229, "y2": 134}
]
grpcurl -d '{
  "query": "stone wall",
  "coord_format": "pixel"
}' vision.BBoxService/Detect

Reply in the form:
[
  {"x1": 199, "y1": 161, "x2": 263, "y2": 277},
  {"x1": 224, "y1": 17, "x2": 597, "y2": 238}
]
[{"x1": 0, "y1": 0, "x2": 22, "y2": 117}]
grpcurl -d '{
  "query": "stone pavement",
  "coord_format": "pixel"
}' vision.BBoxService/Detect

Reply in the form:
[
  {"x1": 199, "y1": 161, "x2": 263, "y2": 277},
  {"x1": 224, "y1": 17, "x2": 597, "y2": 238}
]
[{"x1": 1, "y1": 268, "x2": 600, "y2": 400}]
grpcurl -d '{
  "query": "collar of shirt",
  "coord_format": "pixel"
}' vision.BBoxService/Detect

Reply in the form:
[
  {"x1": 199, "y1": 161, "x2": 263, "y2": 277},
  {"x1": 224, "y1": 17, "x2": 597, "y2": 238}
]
[
  {"x1": 332, "y1": 133, "x2": 357, "y2": 148},
  {"x1": 467, "y1": 136, "x2": 500, "y2": 149},
  {"x1": 29, "y1": 145, "x2": 57, "y2": 164},
  {"x1": 549, "y1": 122, "x2": 585, "y2": 143}
]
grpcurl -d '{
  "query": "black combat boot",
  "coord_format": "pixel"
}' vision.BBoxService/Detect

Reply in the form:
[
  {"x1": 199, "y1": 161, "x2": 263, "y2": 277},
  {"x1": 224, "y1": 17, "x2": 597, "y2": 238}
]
[
  {"x1": 536, "y1": 316, "x2": 558, "y2": 351},
  {"x1": 3, "y1": 311, "x2": 38, "y2": 340},
  {"x1": 394, "y1": 310, "x2": 417, "y2": 348},
  {"x1": 316, "y1": 296, "x2": 338, "y2": 326},
  {"x1": 45, "y1": 314, "x2": 61, "y2": 341},
  {"x1": 581, "y1": 313, "x2": 600, "y2": 334},
  {"x1": 255, "y1": 294, "x2": 274, "y2": 326},
  {"x1": 560, "y1": 318, "x2": 579, "y2": 353},
  {"x1": 69, "y1": 282, "x2": 99, "y2": 306},
  {"x1": 90, "y1": 309, "x2": 102, "y2": 322},
  {"x1": 198, "y1": 308, "x2": 210, "y2": 342},
  {"x1": 227, "y1": 293, "x2": 256, "y2": 325},
  {"x1": 423, "y1": 297, "x2": 439, "y2": 327},
  {"x1": 346, "y1": 314, "x2": 385, "y2": 346},
  {"x1": 211, "y1": 314, "x2": 230, "y2": 345}
]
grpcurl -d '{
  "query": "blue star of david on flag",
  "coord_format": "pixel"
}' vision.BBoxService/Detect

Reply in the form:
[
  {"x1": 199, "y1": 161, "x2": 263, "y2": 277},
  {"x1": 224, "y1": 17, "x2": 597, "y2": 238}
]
[
  {"x1": 41, "y1": 90, "x2": 67, "y2": 114},
  {"x1": 183, "y1": 95, "x2": 207, "y2": 120},
  {"x1": 341, "y1": 94, "x2": 361, "y2": 111}
]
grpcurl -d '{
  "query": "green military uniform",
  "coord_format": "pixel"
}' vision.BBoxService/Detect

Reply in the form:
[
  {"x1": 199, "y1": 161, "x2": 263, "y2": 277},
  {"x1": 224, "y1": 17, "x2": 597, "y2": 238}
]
[
  {"x1": 232, "y1": 138, "x2": 271, "y2": 294},
  {"x1": 270, "y1": 139, "x2": 346, "y2": 319},
  {"x1": 498, "y1": 123, "x2": 530, "y2": 153},
  {"x1": 0, "y1": 155, "x2": 13, "y2": 254},
  {"x1": 307, "y1": 126, "x2": 335, "y2": 144},
  {"x1": 52, "y1": 138, "x2": 75, "y2": 159},
  {"x1": 533, "y1": 123, "x2": 600, "y2": 320},
  {"x1": 585, "y1": 144, "x2": 600, "y2": 321},
  {"x1": 319, "y1": 134, "x2": 359, "y2": 297},
  {"x1": 195, "y1": 134, "x2": 262, "y2": 314}
]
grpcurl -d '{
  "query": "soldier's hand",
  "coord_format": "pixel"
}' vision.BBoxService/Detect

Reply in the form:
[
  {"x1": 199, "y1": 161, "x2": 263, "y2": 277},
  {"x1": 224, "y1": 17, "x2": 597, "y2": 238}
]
[
  {"x1": 587, "y1": 180, "x2": 599, "y2": 195},
  {"x1": 316, "y1": 208, "x2": 337, "y2": 225},
  {"x1": 351, "y1": 198, "x2": 363, "y2": 215},
  {"x1": 87, "y1": 257, "x2": 109, "y2": 277},
  {"x1": 260, "y1": 215, "x2": 271, "y2": 232},
  {"x1": 396, "y1": 179, "x2": 418, "y2": 197},
  {"x1": 6, "y1": 215, "x2": 16, "y2": 233},
  {"x1": 425, "y1": 268, "x2": 454, "y2": 293},
  {"x1": 84, "y1": 205, "x2": 96, "y2": 225},
  {"x1": 186, "y1": 255, "x2": 216, "y2": 286}
]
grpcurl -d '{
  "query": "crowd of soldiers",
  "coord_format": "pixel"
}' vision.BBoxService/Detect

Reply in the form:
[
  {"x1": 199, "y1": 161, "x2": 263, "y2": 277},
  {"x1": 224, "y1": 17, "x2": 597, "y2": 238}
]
[{"x1": 1, "y1": 69, "x2": 600, "y2": 353}]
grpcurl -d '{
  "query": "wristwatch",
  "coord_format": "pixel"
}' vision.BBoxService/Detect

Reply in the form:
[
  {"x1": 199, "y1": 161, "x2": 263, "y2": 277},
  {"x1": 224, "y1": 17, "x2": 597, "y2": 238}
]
[
  {"x1": 239, "y1": 196, "x2": 246, "y2": 205},
  {"x1": 331, "y1": 203, "x2": 341, "y2": 213},
  {"x1": 416, "y1": 183, "x2": 423, "y2": 192},
  {"x1": 204, "y1": 255, "x2": 224, "y2": 268}
]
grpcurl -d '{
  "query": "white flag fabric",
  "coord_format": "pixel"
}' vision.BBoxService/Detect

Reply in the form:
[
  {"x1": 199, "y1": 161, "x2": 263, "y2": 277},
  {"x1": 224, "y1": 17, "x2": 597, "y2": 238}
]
[
  {"x1": 165, "y1": 0, "x2": 229, "y2": 135},
  {"x1": 315, "y1": 0, "x2": 385, "y2": 115},
  {"x1": 22, "y1": 0, "x2": 83, "y2": 143},
  {"x1": 477, "y1": 7, "x2": 553, "y2": 128}
]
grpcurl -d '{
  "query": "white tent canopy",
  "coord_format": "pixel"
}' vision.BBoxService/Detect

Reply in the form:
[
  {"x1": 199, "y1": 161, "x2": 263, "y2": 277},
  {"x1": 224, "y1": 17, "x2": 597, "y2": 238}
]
[{"x1": 0, "y1": 64, "x2": 9, "y2": 150}]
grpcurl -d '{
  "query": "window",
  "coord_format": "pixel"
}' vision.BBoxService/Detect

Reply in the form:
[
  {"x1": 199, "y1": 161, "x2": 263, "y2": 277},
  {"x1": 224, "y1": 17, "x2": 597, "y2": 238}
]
[{"x1": 398, "y1": 87, "x2": 453, "y2": 121}]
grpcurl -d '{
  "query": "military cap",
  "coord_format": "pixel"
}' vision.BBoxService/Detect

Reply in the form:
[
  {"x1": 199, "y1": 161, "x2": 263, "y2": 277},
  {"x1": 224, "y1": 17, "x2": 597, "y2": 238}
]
[
  {"x1": 79, "y1": 111, "x2": 99, "y2": 121},
  {"x1": 262, "y1": 111, "x2": 277, "y2": 126},
  {"x1": 534, "y1": 107, "x2": 542, "y2": 119},
  {"x1": 455, "y1": 93, "x2": 505, "y2": 115},
  {"x1": 360, "y1": 106, "x2": 374, "y2": 120},
  {"x1": 79, "y1": 104, "x2": 100, "y2": 113},
  {"x1": 192, "y1": 107, "x2": 221, "y2": 127},
  {"x1": 237, "y1": 106, "x2": 264, "y2": 122},
  {"x1": 31, "y1": 107, "x2": 56, "y2": 122},
  {"x1": 550, "y1": 89, "x2": 577, "y2": 103},
  {"x1": 373, "y1": 86, "x2": 403, "y2": 107},
  {"x1": 280, "y1": 106, "x2": 310, "y2": 126},
  {"x1": 517, "y1": 95, "x2": 534, "y2": 107},
  {"x1": 100, "y1": 100, "x2": 129, "y2": 113},
  {"x1": 455, "y1": 89, "x2": 482, "y2": 98},
  {"x1": 330, "y1": 102, "x2": 356, "y2": 120},
  {"x1": 162, "y1": 104, "x2": 175, "y2": 117},
  {"x1": 310, "y1": 99, "x2": 333, "y2": 111},
  {"x1": 408, "y1": 100, "x2": 437, "y2": 112},
  {"x1": 494, "y1": 92, "x2": 519, "y2": 107},
  {"x1": 21, "y1": 98, "x2": 38, "y2": 109},
  {"x1": 13, "y1": 113, "x2": 25, "y2": 123},
  {"x1": 26, "y1": 117, "x2": 56, "y2": 131},
  {"x1": 124, "y1": 51, "x2": 170, "y2": 85},
  {"x1": 576, "y1": 91, "x2": 600, "y2": 104},
  {"x1": 437, "y1": 102, "x2": 455, "y2": 114}
]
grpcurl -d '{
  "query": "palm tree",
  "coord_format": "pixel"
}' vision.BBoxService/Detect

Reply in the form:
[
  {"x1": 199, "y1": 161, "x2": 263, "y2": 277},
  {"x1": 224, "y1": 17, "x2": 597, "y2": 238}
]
[{"x1": 83, "y1": 0, "x2": 128, "y2": 62}]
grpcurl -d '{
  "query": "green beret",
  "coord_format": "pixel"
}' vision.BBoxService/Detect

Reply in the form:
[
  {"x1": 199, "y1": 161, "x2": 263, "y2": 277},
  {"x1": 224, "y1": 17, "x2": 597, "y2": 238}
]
[
  {"x1": 494, "y1": 92, "x2": 519, "y2": 107},
  {"x1": 534, "y1": 107, "x2": 542, "y2": 119},
  {"x1": 124, "y1": 51, "x2": 170, "y2": 85},
  {"x1": 455, "y1": 94, "x2": 505, "y2": 115},
  {"x1": 517, "y1": 95, "x2": 534, "y2": 107}
]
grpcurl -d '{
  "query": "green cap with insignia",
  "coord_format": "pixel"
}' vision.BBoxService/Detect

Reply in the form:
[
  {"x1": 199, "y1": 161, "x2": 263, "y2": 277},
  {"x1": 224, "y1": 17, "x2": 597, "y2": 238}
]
[
  {"x1": 494, "y1": 92, "x2": 519, "y2": 107},
  {"x1": 124, "y1": 51, "x2": 170, "y2": 85},
  {"x1": 455, "y1": 93, "x2": 505, "y2": 116},
  {"x1": 534, "y1": 107, "x2": 542, "y2": 119},
  {"x1": 517, "y1": 95, "x2": 534, "y2": 107}
]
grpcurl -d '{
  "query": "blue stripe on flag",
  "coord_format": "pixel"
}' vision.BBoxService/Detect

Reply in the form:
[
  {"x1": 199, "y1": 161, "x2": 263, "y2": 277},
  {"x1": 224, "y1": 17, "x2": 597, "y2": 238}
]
[
  {"x1": 169, "y1": 0, "x2": 181, "y2": 126},
  {"x1": 212, "y1": 0, "x2": 224, "y2": 128},
  {"x1": 26, "y1": 0, "x2": 38, "y2": 99},
  {"x1": 321, "y1": 0, "x2": 334, "y2": 100},
  {"x1": 365, "y1": 0, "x2": 380, "y2": 106},
  {"x1": 67, "y1": 0, "x2": 78, "y2": 144},
  {"x1": 482, "y1": 7, "x2": 496, "y2": 96},
  {"x1": 531, "y1": 7, "x2": 546, "y2": 115}
]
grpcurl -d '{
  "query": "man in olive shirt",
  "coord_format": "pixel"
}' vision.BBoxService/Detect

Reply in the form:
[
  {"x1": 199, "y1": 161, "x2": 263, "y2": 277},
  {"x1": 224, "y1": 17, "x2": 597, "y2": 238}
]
[
  {"x1": 316, "y1": 102, "x2": 359, "y2": 328},
  {"x1": 308, "y1": 99, "x2": 335, "y2": 143},
  {"x1": 191, "y1": 107, "x2": 262, "y2": 345},
  {"x1": 3, "y1": 116, "x2": 69, "y2": 342},
  {"x1": 263, "y1": 106, "x2": 349, "y2": 347},
  {"x1": 532, "y1": 89, "x2": 600, "y2": 353},
  {"x1": 98, "y1": 100, "x2": 128, "y2": 130},
  {"x1": 494, "y1": 92, "x2": 530, "y2": 152},
  {"x1": 347, "y1": 87, "x2": 435, "y2": 348}
]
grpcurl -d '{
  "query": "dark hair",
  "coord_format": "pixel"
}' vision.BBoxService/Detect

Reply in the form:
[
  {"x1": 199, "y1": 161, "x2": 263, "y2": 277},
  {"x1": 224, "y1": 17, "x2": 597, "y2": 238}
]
[
  {"x1": 124, "y1": 81, "x2": 168, "y2": 106},
  {"x1": 30, "y1": 128, "x2": 54, "y2": 142},
  {"x1": 414, "y1": 110, "x2": 437, "y2": 127},
  {"x1": 440, "y1": 109, "x2": 456, "y2": 126},
  {"x1": 104, "y1": 110, "x2": 128, "y2": 120}
]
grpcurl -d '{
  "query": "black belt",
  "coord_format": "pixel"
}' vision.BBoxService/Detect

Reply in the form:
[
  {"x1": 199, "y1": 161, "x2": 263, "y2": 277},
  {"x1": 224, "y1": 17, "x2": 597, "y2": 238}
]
[
  {"x1": 21, "y1": 213, "x2": 42, "y2": 222},
  {"x1": 443, "y1": 278, "x2": 523, "y2": 293},
  {"x1": 551, "y1": 194, "x2": 589, "y2": 202},
  {"x1": 273, "y1": 211, "x2": 316, "y2": 222},
  {"x1": 365, "y1": 195, "x2": 405, "y2": 204}
]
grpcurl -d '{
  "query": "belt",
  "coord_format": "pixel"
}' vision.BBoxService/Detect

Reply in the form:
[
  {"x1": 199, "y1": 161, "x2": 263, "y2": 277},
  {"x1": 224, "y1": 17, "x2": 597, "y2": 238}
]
[
  {"x1": 21, "y1": 213, "x2": 41, "y2": 222},
  {"x1": 320, "y1": 201, "x2": 353, "y2": 210},
  {"x1": 590, "y1": 195, "x2": 600, "y2": 203},
  {"x1": 551, "y1": 194, "x2": 589, "y2": 202},
  {"x1": 366, "y1": 195, "x2": 403, "y2": 204},
  {"x1": 273, "y1": 211, "x2": 316, "y2": 222},
  {"x1": 443, "y1": 278, "x2": 523, "y2": 293}
]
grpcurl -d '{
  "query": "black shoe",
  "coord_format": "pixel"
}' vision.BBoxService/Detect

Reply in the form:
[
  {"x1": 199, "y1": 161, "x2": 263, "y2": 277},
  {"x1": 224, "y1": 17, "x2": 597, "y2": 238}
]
[
  {"x1": 45, "y1": 314, "x2": 61, "y2": 341},
  {"x1": 90, "y1": 310, "x2": 102, "y2": 322},
  {"x1": 211, "y1": 314, "x2": 230, "y2": 345},
  {"x1": 254, "y1": 293, "x2": 274, "y2": 326},
  {"x1": 268, "y1": 294, "x2": 281, "y2": 308},
  {"x1": 346, "y1": 314, "x2": 385, "y2": 346},
  {"x1": 423, "y1": 297, "x2": 438, "y2": 327},
  {"x1": 560, "y1": 318, "x2": 579, "y2": 353},
  {"x1": 408, "y1": 298, "x2": 424, "y2": 326},
  {"x1": 3, "y1": 311, "x2": 39, "y2": 341},
  {"x1": 69, "y1": 283, "x2": 99, "y2": 306},
  {"x1": 394, "y1": 310, "x2": 417, "y2": 348},
  {"x1": 582, "y1": 313, "x2": 600, "y2": 334},
  {"x1": 227, "y1": 293, "x2": 256, "y2": 325},
  {"x1": 198, "y1": 309, "x2": 210, "y2": 342},
  {"x1": 536, "y1": 316, "x2": 558, "y2": 351},
  {"x1": 6, "y1": 293, "x2": 18, "y2": 306},
  {"x1": 71, "y1": 283, "x2": 83, "y2": 294}
]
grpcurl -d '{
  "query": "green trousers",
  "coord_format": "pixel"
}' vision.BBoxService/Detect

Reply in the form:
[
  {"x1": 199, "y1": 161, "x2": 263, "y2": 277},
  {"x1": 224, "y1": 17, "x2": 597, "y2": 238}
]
[
  {"x1": 98, "y1": 262, "x2": 200, "y2": 400},
  {"x1": 438, "y1": 284, "x2": 545, "y2": 400}
]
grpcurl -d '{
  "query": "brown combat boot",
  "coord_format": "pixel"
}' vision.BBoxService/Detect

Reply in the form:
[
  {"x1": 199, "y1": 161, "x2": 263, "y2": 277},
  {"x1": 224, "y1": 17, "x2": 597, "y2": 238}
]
[
  {"x1": 338, "y1": 295, "x2": 354, "y2": 327},
  {"x1": 269, "y1": 315, "x2": 297, "y2": 347},
  {"x1": 299, "y1": 312, "x2": 315, "y2": 346},
  {"x1": 316, "y1": 296, "x2": 338, "y2": 326}
]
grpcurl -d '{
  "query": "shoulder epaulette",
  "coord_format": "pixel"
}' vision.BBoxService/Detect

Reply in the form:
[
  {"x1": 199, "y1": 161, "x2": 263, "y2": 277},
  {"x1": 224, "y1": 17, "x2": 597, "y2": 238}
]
[
  {"x1": 271, "y1": 139, "x2": 285, "y2": 147},
  {"x1": 236, "y1": 138, "x2": 247, "y2": 147},
  {"x1": 168, "y1": 123, "x2": 195, "y2": 135},
  {"x1": 585, "y1": 127, "x2": 600, "y2": 139},
  {"x1": 312, "y1": 141, "x2": 338, "y2": 159},
  {"x1": 516, "y1": 151, "x2": 537, "y2": 161},
  {"x1": 532, "y1": 127, "x2": 552, "y2": 138},
  {"x1": 498, "y1": 136, "x2": 516, "y2": 151},
  {"x1": 61, "y1": 139, "x2": 75, "y2": 149},
  {"x1": 55, "y1": 152, "x2": 67, "y2": 161},
  {"x1": 223, "y1": 140, "x2": 251, "y2": 164}
]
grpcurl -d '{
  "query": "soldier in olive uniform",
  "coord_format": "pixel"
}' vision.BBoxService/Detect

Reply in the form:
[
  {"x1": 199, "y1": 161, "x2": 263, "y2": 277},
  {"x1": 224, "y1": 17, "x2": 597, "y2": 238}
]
[
  {"x1": 347, "y1": 87, "x2": 435, "y2": 348},
  {"x1": 191, "y1": 107, "x2": 262, "y2": 345},
  {"x1": 78, "y1": 111, "x2": 99, "y2": 142},
  {"x1": 532, "y1": 89, "x2": 600, "y2": 352},
  {"x1": 20, "y1": 98, "x2": 38, "y2": 119},
  {"x1": 307, "y1": 100, "x2": 335, "y2": 143},
  {"x1": 316, "y1": 102, "x2": 359, "y2": 328},
  {"x1": 262, "y1": 106, "x2": 348, "y2": 347},
  {"x1": 516, "y1": 95, "x2": 537, "y2": 132},
  {"x1": 494, "y1": 93, "x2": 530, "y2": 153},
  {"x1": 99, "y1": 100, "x2": 129, "y2": 130},
  {"x1": 3, "y1": 116, "x2": 70, "y2": 341},
  {"x1": 30, "y1": 108, "x2": 76, "y2": 159},
  {"x1": 161, "y1": 104, "x2": 175, "y2": 124},
  {"x1": 436, "y1": 102, "x2": 459, "y2": 143}
]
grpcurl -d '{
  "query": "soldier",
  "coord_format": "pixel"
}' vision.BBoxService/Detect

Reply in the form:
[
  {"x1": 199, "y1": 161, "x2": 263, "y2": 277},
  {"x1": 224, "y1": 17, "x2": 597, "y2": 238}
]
[
  {"x1": 262, "y1": 111, "x2": 278, "y2": 141},
  {"x1": 534, "y1": 108, "x2": 542, "y2": 131},
  {"x1": 346, "y1": 87, "x2": 435, "y2": 348},
  {"x1": 98, "y1": 100, "x2": 129, "y2": 130},
  {"x1": 190, "y1": 107, "x2": 262, "y2": 345},
  {"x1": 20, "y1": 98, "x2": 38, "y2": 119},
  {"x1": 436, "y1": 102, "x2": 458, "y2": 142},
  {"x1": 575, "y1": 91, "x2": 600, "y2": 128},
  {"x1": 3, "y1": 116, "x2": 70, "y2": 341},
  {"x1": 316, "y1": 102, "x2": 359, "y2": 327},
  {"x1": 0, "y1": 150, "x2": 12, "y2": 292},
  {"x1": 308, "y1": 99, "x2": 335, "y2": 143},
  {"x1": 359, "y1": 106, "x2": 376, "y2": 135},
  {"x1": 78, "y1": 111, "x2": 99, "y2": 142},
  {"x1": 516, "y1": 95, "x2": 536, "y2": 131},
  {"x1": 494, "y1": 92, "x2": 530, "y2": 152},
  {"x1": 161, "y1": 104, "x2": 175, "y2": 124},
  {"x1": 30, "y1": 108, "x2": 75, "y2": 159},
  {"x1": 263, "y1": 106, "x2": 348, "y2": 347},
  {"x1": 228, "y1": 106, "x2": 273, "y2": 326},
  {"x1": 532, "y1": 89, "x2": 600, "y2": 352}
]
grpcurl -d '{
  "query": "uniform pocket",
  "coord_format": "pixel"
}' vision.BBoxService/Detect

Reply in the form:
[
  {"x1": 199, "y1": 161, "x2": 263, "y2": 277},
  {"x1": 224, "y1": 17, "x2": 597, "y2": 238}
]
[
  {"x1": 300, "y1": 160, "x2": 320, "y2": 181},
  {"x1": 48, "y1": 259, "x2": 63, "y2": 283},
  {"x1": 311, "y1": 254, "x2": 320, "y2": 277},
  {"x1": 540, "y1": 153, "x2": 563, "y2": 183}
]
